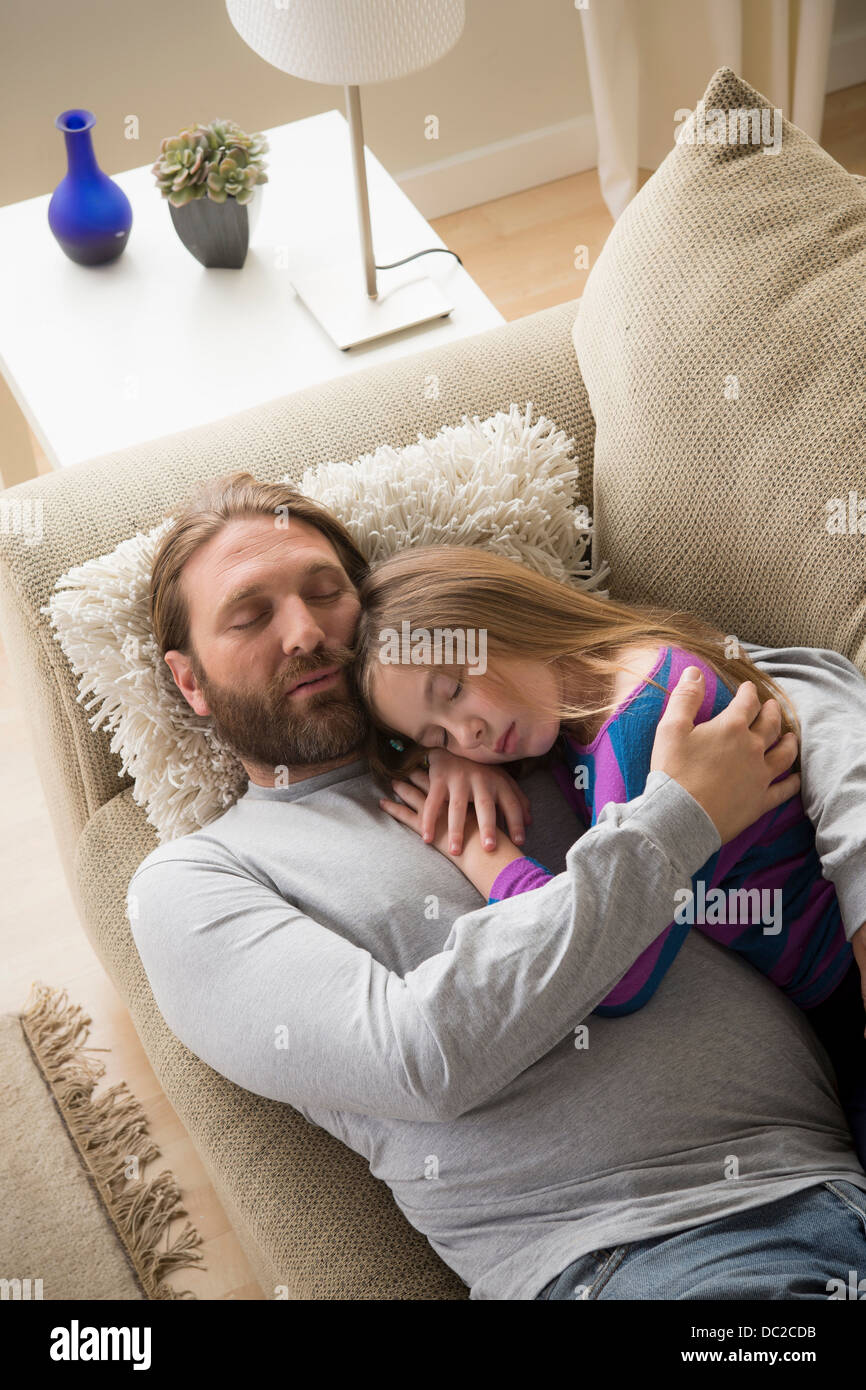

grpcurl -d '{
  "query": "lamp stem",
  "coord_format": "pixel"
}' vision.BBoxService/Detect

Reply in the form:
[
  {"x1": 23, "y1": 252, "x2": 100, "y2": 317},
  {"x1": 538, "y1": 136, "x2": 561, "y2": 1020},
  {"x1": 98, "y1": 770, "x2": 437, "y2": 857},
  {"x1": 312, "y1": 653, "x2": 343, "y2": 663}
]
[{"x1": 345, "y1": 85, "x2": 378, "y2": 300}]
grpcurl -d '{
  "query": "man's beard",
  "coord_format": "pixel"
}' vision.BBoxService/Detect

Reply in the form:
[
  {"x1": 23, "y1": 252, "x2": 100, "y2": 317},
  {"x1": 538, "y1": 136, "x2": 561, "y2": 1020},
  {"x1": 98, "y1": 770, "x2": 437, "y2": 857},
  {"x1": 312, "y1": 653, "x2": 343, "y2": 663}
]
[{"x1": 191, "y1": 642, "x2": 369, "y2": 770}]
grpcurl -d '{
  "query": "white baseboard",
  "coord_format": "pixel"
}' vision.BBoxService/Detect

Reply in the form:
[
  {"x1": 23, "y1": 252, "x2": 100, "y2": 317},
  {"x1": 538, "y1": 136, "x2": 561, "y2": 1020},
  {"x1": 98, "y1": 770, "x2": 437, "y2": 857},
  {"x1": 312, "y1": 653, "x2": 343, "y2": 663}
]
[
  {"x1": 393, "y1": 113, "x2": 598, "y2": 220},
  {"x1": 827, "y1": 20, "x2": 866, "y2": 92},
  {"x1": 394, "y1": 29, "x2": 864, "y2": 223}
]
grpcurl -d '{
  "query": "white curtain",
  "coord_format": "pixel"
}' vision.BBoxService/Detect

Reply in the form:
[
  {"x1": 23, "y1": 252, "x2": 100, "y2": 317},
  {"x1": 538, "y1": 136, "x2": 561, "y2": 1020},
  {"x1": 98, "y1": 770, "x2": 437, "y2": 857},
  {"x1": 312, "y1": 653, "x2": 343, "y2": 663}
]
[{"x1": 578, "y1": 0, "x2": 837, "y2": 220}]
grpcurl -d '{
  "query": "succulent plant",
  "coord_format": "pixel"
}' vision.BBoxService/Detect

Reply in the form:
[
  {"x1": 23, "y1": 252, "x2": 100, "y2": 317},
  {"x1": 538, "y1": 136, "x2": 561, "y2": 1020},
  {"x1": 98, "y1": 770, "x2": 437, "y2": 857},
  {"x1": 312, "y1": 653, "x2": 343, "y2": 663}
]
[
  {"x1": 151, "y1": 118, "x2": 269, "y2": 208},
  {"x1": 150, "y1": 129, "x2": 211, "y2": 207}
]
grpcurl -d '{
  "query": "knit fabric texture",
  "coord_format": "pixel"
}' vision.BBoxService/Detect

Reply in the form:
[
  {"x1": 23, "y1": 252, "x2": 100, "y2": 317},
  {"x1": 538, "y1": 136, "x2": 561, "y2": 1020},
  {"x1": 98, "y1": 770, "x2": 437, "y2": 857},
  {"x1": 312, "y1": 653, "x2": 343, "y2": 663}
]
[{"x1": 573, "y1": 65, "x2": 866, "y2": 676}]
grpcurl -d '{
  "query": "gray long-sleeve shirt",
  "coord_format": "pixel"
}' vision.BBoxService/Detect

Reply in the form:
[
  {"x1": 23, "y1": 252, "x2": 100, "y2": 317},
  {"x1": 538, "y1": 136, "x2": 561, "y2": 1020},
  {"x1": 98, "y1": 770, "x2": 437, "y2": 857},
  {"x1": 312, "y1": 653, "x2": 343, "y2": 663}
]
[{"x1": 128, "y1": 643, "x2": 866, "y2": 1299}]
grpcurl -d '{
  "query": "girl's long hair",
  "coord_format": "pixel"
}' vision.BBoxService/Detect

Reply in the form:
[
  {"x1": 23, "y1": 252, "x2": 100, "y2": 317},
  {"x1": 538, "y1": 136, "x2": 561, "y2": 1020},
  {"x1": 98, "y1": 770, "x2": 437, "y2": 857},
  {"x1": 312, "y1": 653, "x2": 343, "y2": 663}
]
[{"x1": 353, "y1": 544, "x2": 801, "y2": 795}]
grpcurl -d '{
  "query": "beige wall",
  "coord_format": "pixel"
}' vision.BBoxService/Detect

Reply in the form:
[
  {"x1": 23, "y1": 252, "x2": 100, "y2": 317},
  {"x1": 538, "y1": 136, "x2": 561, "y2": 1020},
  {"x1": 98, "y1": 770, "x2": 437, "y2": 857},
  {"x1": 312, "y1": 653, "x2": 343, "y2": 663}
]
[
  {"x1": 1, "y1": 0, "x2": 863, "y2": 211},
  {"x1": 0, "y1": 0, "x2": 592, "y2": 208}
]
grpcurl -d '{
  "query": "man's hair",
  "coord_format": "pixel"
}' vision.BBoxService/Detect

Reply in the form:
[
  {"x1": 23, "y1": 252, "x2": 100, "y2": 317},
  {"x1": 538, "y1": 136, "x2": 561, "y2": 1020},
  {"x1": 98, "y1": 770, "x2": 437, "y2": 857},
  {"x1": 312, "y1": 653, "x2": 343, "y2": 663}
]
[{"x1": 150, "y1": 470, "x2": 370, "y2": 658}]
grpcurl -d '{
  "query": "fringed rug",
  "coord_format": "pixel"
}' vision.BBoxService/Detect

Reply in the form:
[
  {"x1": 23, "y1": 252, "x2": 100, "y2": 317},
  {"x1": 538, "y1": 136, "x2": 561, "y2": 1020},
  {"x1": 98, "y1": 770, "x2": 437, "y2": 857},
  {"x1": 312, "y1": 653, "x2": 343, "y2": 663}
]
[{"x1": 1, "y1": 983, "x2": 205, "y2": 1300}]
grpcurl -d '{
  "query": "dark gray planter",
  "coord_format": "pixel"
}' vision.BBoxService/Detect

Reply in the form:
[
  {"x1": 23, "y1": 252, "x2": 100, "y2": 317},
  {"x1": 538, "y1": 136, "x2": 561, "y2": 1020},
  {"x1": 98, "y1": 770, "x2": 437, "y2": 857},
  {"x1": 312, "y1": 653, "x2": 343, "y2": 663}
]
[{"x1": 168, "y1": 190, "x2": 262, "y2": 267}]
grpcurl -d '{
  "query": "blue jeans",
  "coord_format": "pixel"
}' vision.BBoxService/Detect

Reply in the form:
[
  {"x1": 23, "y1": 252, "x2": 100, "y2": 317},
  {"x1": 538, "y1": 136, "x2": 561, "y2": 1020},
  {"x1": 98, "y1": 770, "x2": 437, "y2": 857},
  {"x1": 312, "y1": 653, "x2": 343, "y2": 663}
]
[{"x1": 535, "y1": 1180, "x2": 866, "y2": 1299}]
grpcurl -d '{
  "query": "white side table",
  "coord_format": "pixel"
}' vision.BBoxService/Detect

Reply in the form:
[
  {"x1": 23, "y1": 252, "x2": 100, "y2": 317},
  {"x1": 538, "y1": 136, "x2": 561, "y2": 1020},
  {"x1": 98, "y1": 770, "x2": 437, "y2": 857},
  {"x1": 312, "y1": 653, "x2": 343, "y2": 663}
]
[{"x1": 0, "y1": 109, "x2": 504, "y2": 475}]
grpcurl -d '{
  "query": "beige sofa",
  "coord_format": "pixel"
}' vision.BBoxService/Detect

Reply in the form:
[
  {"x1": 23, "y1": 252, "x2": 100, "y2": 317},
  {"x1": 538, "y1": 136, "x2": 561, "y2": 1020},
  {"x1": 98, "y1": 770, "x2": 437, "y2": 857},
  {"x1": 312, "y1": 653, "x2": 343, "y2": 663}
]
[{"x1": 0, "y1": 299, "x2": 596, "y2": 1299}]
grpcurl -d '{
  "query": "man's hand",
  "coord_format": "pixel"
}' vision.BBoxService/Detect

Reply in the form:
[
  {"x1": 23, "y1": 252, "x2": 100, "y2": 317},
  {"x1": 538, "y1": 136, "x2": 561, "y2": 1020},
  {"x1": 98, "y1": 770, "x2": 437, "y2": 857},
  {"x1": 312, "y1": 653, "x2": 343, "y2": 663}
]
[{"x1": 650, "y1": 667, "x2": 801, "y2": 845}]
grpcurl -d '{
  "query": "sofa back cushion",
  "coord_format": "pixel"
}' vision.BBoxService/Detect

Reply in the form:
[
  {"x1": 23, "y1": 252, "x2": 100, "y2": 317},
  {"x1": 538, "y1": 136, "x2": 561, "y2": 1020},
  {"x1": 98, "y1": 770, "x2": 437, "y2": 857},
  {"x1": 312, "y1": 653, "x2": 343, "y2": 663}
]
[{"x1": 573, "y1": 65, "x2": 866, "y2": 672}]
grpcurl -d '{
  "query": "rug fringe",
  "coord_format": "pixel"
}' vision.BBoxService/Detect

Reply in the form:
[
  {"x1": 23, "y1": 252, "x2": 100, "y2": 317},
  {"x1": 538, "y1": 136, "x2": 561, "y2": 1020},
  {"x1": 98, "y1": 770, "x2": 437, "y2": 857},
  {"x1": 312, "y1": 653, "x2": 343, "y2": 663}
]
[{"x1": 20, "y1": 981, "x2": 206, "y2": 1300}]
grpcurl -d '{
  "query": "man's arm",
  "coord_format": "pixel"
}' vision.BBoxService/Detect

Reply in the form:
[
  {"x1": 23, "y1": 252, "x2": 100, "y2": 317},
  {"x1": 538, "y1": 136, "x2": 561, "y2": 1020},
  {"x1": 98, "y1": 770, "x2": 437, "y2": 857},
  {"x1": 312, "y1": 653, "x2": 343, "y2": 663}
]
[
  {"x1": 743, "y1": 642, "x2": 866, "y2": 942},
  {"x1": 129, "y1": 769, "x2": 719, "y2": 1126}
]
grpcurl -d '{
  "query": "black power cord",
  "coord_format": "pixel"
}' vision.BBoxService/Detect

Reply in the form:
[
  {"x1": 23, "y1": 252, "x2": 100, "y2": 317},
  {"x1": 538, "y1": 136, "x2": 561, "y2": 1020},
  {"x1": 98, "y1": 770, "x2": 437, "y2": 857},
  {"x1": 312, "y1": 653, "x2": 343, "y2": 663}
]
[{"x1": 374, "y1": 247, "x2": 463, "y2": 270}]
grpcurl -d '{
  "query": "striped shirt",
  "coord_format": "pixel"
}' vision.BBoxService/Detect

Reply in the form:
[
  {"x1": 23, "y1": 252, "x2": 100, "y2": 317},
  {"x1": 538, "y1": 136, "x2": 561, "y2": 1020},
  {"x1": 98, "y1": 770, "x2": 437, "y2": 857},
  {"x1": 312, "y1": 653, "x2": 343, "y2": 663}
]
[{"x1": 489, "y1": 645, "x2": 853, "y2": 1014}]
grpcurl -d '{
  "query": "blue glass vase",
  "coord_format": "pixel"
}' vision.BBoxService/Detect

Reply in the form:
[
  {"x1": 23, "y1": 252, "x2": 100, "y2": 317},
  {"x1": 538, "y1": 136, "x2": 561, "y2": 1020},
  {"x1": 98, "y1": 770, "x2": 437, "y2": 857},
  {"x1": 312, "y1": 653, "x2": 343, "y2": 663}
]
[{"x1": 48, "y1": 109, "x2": 132, "y2": 265}]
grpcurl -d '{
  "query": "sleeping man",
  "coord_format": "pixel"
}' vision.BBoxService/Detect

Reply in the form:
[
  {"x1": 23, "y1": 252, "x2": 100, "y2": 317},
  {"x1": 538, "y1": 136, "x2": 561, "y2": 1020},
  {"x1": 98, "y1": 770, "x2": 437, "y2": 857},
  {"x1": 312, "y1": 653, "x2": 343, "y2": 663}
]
[{"x1": 128, "y1": 470, "x2": 866, "y2": 1300}]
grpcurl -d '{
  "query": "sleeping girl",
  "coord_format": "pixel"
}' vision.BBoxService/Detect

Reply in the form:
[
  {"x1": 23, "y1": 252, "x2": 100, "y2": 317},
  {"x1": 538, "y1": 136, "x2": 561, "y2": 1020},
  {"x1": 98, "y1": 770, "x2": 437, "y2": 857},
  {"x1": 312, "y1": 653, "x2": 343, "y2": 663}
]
[{"x1": 352, "y1": 543, "x2": 866, "y2": 1167}]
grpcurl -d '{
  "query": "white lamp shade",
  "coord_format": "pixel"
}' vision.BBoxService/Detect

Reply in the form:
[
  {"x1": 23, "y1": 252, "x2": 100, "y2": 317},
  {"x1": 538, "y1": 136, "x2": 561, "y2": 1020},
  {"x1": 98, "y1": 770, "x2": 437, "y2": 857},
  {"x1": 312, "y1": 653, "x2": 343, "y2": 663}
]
[{"x1": 225, "y1": 0, "x2": 466, "y2": 86}]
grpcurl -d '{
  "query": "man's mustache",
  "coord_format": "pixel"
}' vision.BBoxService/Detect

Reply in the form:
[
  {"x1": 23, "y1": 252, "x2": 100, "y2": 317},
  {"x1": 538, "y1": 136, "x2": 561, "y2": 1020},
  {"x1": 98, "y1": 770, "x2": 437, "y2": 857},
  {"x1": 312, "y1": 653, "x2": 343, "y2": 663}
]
[{"x1": 273, "y1": 643, "x2": 358, "y2": 701}]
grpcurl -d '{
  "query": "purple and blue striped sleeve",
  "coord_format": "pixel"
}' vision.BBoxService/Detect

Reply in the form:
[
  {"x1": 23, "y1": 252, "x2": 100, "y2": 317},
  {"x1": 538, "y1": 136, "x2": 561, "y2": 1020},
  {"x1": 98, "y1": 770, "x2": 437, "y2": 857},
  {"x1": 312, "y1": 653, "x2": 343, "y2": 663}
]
[{"x1": 488, "y1": 856, "x2": 555, "y2": 903}]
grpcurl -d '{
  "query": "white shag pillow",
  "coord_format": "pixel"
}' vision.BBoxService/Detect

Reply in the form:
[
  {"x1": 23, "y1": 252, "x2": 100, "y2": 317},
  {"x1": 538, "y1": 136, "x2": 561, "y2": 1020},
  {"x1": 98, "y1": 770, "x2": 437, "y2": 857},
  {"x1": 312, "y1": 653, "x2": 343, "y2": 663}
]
[{"x1": 44, "y1": 403, "x2": 609, "y2": 843}]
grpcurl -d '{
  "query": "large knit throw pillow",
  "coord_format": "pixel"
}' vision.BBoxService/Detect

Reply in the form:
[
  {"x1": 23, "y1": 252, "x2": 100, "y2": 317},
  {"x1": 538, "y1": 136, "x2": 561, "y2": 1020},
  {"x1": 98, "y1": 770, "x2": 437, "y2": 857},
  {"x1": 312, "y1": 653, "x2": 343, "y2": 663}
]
[
  {"x1": 573, "y1": 65, "x2": 866, "y2": 673},
  {"x1": 44, "y1": 404, "x2": 606, "y2": 843}
]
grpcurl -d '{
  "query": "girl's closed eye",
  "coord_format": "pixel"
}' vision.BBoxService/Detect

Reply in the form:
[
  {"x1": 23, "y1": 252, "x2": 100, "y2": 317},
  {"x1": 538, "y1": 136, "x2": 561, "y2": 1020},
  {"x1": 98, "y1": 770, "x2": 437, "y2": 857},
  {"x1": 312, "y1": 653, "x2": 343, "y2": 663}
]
[{"x1": 434, "y1": 678, "x2": 463, "y2": 746}]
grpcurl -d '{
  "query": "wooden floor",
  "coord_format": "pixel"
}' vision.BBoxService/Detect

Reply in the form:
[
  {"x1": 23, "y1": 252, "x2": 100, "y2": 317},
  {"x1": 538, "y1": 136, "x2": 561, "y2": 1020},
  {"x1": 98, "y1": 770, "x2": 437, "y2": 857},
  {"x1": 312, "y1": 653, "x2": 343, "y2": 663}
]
[{"x1": 1, "y1": 83, "x2": 863, "y2": 1301}]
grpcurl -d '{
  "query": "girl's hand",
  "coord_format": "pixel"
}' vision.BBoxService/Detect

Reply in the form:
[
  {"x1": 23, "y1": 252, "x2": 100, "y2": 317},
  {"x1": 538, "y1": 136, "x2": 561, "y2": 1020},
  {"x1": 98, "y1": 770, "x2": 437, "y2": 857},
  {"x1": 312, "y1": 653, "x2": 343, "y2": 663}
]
[
  {"x1": 378, "y1": 774, "x2": 525, "y2": 898},
  {"x1": 416, "y1": 746, "x2": 532, "y2": 855}
]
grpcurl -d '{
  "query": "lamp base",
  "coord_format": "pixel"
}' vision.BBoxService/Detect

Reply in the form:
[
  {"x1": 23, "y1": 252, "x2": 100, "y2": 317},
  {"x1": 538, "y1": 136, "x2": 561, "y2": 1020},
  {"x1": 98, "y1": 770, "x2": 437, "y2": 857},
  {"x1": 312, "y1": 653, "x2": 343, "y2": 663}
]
[{"x1": 289, "y1": 259, "x2": 453, "y2": 350}]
